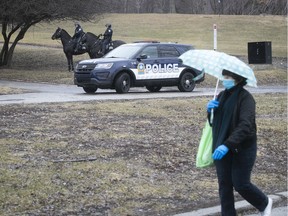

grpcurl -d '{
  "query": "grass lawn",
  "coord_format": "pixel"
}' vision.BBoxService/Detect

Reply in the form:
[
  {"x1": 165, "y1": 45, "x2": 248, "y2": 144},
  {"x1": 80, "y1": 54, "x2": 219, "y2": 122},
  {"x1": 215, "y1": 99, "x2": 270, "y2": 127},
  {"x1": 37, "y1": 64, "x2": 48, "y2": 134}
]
[
  {"x1": 19, "y1": 14, "x2": 287, "y2": 57},
  {"x1": 0, "y1": 94, "x2": 287, "y2": 215}
]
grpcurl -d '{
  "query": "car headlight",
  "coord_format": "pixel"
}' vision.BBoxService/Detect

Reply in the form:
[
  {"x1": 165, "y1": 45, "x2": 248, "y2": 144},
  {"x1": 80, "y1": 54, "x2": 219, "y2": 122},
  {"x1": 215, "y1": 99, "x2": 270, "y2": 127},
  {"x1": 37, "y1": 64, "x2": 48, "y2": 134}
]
[{"x1": 95, "y1": 63, "x2": 114, "y2": 69}]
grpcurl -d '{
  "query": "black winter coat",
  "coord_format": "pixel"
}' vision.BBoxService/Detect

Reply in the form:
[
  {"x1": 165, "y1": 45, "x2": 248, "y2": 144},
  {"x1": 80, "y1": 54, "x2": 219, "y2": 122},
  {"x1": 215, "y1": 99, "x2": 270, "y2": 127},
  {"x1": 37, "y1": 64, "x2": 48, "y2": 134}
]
[{"x1": 209, "y1": 86, "x2": 257, "y2": 153}]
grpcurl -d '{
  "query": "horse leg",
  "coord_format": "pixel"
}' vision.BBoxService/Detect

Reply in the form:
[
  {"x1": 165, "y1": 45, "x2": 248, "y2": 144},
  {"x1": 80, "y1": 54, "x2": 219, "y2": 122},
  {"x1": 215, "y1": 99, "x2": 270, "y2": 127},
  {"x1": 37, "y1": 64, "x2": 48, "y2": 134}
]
[
  {"x1": 88, "y1": 51, "x2": 93, "y2": 58},
  {"x1": 66, "y1": 53, "x2": 71, "y2": 72},
  {"x1": 66, "y1": 53, "x2": 75, "y2": 72},
  {"x1": 71, "y1": 56, "x2": 74, "y2": 71}
]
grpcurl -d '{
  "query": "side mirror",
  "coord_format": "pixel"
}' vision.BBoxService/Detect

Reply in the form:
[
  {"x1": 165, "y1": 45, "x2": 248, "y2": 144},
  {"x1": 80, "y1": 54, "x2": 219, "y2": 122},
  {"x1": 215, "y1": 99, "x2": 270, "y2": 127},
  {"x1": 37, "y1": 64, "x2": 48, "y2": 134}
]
[
  {"x1": 140, "y1": 54, "x2": 148, "y2": 59},
  {"x1": 137, "y1": 54, "x2": 148, "y2": 62}
]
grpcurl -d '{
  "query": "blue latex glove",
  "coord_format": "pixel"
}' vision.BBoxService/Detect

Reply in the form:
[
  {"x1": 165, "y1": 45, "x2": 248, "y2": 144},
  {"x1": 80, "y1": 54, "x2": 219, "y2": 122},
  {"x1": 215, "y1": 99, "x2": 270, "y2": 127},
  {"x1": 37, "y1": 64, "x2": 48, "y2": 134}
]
[
  {"x1": 213, "y1": 145, "x2": 229, "y2": 160},
  {"x1": 207, "y1": 100, "x2": 219, "y2": 113}
]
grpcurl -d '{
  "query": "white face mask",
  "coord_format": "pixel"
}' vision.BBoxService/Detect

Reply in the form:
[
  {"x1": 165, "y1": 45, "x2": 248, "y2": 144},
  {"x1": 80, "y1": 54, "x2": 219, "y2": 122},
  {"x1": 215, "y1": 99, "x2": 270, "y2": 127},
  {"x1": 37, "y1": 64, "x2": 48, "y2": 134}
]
[{"x1": 222, "y1": 79, "x2": 235, "y2": 89}]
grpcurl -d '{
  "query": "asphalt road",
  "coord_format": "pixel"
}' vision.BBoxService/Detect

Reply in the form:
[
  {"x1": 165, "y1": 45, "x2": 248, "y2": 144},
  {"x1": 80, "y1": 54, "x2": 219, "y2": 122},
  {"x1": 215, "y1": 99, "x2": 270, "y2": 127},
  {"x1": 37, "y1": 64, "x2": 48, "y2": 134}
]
[{"x1": 0, "y1": 80, "x2": 287, "y2": 105}]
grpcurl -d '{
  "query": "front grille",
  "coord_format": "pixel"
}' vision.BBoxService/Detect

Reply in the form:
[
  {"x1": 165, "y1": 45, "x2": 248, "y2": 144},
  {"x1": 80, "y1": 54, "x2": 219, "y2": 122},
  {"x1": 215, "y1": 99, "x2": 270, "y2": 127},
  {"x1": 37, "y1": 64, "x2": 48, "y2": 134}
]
[
  {"x1": 74, "y1": 71, "x2": 92, "y2": 84},
  {"x1": 76, "y1": 78, "x2": 91, "y2": 83},
  {"x1": 76, "y1": 64, "x2": 96, "y2": 73}
]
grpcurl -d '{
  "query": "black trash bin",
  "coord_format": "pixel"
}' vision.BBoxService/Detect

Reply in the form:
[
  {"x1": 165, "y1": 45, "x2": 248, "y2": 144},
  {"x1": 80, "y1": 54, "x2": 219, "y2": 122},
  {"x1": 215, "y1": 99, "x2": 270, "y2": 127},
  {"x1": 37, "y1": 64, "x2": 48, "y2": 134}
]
[{"x1": 248, "y1": 41, "x2": 272, "y2": 64}]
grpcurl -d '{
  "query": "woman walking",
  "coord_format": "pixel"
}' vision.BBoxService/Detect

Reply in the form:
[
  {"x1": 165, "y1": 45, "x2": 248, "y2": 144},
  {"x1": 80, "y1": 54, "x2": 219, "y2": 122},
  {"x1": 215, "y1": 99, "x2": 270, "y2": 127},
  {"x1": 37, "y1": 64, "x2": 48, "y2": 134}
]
[{"x1": 206, "y1": 69, "x2": 273, "y2": 216}]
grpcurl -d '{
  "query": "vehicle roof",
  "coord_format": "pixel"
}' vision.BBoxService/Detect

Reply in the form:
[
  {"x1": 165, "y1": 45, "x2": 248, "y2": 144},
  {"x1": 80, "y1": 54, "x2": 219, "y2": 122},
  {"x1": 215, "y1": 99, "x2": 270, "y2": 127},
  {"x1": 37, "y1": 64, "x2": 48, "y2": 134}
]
[{"x1": 123, "y1": 42, "x2": 192, "y2": 47}]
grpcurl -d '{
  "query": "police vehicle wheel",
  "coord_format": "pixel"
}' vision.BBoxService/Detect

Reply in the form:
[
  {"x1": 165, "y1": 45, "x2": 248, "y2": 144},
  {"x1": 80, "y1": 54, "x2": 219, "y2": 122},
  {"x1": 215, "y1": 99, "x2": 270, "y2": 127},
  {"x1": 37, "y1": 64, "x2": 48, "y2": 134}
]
[
  {"x1": 83, "y1": 86, "x2": 98, "y2": 94},
  {"x1": 178, "y1": 72, "x2": 195, "y2": 92},
  {"x1": 146, "y1": 85, "x2": 162, "y2": 92},
  {"x1": 115, "y1": 73, "x2": 131, "y2": 93}
]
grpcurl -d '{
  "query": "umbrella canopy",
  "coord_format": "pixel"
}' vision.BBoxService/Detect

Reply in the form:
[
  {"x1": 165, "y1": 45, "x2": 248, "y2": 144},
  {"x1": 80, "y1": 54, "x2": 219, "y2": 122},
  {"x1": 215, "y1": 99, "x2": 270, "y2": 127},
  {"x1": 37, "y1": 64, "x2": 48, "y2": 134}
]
[{"x1": 179, "y1": 49, "x2": 257, "y2": 87}]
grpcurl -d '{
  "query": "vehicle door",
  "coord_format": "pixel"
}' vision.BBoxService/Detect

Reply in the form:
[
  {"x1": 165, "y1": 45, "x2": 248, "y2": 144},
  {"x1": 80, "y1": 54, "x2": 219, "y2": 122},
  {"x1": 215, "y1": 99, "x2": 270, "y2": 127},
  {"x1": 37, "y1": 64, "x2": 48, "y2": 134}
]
[
  {"x1": 134, "y1": 45, "x2": 159, "y2": 80},
  {"x1": 157, "y1": 45, "x2": 183, "y2": 79}
]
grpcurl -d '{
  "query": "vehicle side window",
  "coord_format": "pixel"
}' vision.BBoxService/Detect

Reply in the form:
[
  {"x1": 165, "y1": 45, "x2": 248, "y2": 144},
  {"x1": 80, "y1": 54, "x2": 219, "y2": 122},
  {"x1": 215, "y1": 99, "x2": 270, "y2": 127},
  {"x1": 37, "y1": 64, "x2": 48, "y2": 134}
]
[
  {"x1": 139, "y1": 46, "x2": 158, "y2": 58},
  {"x1": 159, "y1": 46, "x2": 180, "y2": 57}
]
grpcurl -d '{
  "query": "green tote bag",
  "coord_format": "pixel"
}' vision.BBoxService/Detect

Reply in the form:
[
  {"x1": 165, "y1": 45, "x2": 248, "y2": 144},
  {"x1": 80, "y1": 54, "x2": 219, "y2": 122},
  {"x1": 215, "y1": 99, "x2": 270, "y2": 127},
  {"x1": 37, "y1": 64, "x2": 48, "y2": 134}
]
[{"x1": 196, "y1": 121, "x2": 214, "y2": 168}]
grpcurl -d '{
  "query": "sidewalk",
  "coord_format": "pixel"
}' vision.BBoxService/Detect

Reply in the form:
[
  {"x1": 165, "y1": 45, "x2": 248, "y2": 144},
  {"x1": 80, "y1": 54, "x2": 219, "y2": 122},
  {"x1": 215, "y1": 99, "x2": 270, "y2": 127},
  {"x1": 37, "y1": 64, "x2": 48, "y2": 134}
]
[
  {"x1": 246, "y1": 206, "x2": 287, "y2": 216},
  {"x1": 174, "y1": 191, "x2": 287, "y2": 216}
]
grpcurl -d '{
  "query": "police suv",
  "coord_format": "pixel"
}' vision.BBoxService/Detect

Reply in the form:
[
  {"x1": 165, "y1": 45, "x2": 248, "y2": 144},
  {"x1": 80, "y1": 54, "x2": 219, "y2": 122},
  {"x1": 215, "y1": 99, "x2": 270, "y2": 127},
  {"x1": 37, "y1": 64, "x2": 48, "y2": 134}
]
[{"x1": 74, "y1": 42, "x2": 204, "y2": 93}]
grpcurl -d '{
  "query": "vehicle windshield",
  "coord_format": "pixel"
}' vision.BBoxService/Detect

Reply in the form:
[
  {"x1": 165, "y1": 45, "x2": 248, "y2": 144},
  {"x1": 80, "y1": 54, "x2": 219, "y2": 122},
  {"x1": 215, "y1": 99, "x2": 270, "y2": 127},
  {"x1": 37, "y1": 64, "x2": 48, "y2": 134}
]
[{"x1": 105, "y1": 44, "x2": 142, "y2": 59}]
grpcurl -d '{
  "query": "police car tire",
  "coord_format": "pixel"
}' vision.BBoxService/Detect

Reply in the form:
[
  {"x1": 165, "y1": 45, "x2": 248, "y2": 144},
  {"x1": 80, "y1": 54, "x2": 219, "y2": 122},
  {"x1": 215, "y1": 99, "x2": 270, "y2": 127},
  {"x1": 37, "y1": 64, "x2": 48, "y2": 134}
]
[
  {"x1": 146, "y1": 85, "x2": 162, "y2": 92},
  {"x1": 115, "y1": 72, "x2": 131, "y2": 93},
  {"x1": 83, "y1": 86, "x2": 98, "y2": 94},
  {"x1": 178, "y1": 72, "x2": 196, "y2": 92}
]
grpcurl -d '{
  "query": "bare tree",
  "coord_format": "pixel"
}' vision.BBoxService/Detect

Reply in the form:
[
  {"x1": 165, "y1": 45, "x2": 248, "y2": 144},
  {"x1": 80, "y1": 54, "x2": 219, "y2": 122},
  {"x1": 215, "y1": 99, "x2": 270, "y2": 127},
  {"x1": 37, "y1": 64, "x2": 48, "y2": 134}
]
[
  {"x1": 109, "y1": 0, "x2": 286, "y2": 15},
  {"x1": 169, "y1": 0, "x2": 176, "y2": 13},
  {"x1": 123, "y1": 0, "x2": 128, "y2": 13},
  {"x1": 0, "y1": 0, "x2": 108, "y2": 67},
  {"x1": 135, "y1": 0, "x2": 144, "y2": 13},
  {"x1": 210, "y1": 0, "x2": 287, "y2": 15},
  {"x1": 210, "y1": 0, "x2": 224, "y2": 14},
  {"x1": 157, "y1": 0, "x2": 166, "y2": 13},
  {"x1": 258, "y1": 0, "x2": 287, "y2": 15},
  {"x1": 227, "y1": 0, "x2": 251, "y2": 15}
]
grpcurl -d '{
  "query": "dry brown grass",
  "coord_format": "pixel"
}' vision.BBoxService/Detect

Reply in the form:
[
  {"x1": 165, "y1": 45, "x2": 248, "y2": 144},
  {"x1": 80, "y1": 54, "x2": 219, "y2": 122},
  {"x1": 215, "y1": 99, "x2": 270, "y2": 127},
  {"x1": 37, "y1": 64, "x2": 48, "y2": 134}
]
[
  {"x1": 0, "y1": 94, "x2": 286, "y2": 215},
  {"x1": 16, "y1": 14, "x2": 287, "y2": 57}
]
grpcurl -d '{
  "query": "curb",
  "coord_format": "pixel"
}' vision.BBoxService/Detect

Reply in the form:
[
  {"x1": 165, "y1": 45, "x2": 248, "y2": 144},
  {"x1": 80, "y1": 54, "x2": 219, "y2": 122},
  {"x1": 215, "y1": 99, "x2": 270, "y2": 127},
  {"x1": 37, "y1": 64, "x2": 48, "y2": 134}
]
[{"x1": 174, "y1": 191, "x2": 287, "y2": 216}]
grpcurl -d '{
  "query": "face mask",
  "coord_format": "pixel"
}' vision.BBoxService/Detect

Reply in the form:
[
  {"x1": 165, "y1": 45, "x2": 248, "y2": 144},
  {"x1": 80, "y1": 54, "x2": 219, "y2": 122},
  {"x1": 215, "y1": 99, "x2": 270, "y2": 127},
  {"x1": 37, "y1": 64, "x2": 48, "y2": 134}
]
[{"x1": 222, "y1": 79, "x2": 235, "y2": 89}]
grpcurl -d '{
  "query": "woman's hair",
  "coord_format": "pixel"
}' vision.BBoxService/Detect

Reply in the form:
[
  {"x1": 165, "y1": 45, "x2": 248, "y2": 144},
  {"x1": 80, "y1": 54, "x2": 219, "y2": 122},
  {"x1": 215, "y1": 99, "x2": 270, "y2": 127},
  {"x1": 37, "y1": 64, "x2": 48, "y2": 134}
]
[{"x1": 222, "y1": 69, "x2": 247, "y2": 86}]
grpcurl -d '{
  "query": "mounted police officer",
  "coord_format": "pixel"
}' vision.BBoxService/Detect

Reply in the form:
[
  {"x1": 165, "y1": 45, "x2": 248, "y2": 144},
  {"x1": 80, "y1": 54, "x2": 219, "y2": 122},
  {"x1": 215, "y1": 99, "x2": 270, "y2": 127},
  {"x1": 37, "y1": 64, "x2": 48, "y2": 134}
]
[
  {"x1": 99, "y1": 23, "x2": 113, "y2": 55},
  {"x1": 72, "y1": 23, "x2": 86, "y2": 53}
]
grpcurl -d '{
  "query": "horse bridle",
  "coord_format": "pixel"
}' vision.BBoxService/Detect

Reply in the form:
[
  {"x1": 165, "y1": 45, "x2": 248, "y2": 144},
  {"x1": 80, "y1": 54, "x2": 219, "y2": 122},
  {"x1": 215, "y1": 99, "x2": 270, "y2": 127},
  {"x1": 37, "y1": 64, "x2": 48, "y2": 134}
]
[{"x1": 56, "y1": 28, "x2": 63, "y2": 39}]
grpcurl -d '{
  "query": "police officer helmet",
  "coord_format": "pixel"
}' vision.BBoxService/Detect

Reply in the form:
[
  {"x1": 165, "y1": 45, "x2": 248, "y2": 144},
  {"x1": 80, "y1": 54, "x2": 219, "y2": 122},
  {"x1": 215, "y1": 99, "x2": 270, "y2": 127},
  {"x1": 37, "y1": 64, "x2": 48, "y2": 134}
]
[{"x1": 105, "y1": 23, "x2": 111, "y2": 28}]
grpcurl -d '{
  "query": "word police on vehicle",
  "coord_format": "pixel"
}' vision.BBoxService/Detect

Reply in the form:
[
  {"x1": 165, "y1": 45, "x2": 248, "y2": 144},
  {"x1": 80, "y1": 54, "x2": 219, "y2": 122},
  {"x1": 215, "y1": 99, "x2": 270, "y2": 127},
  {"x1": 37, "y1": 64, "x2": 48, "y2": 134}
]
[
  {"x1": 145, "y1": 63, "x2": 179, "y2": 73},
  {"x1": 74, "y1": 42, "x2": 204, "y2": 94}
]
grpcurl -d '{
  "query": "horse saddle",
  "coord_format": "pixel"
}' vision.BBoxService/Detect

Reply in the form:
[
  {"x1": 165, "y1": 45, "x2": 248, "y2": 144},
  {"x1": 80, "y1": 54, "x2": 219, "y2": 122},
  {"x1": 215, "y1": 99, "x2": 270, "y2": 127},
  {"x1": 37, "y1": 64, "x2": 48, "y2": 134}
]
[{"x1": 74, "y1": 34, "x2": 87, "y2": 51}]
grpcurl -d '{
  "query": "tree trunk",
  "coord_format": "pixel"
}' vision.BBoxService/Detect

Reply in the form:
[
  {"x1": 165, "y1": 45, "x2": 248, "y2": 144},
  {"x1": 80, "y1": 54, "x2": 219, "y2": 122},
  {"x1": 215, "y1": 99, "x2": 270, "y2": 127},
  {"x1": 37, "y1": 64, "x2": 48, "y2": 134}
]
[
  {"x1": 123, "y1": 0, "x2": 127, "y2": 13},
  {"x1": 0, "y1": 41, "x2": 8, "y2": 67},
  {"x1": 0, "y1": 21, "x2": 24, "y2": 67},
  {"x1": 169, "y1": 0, "x2": 176, "y2": 13},
  {"x1": 0, "y1": 22, "x2": 9, "y2": 67},
  {"x1": 0, "y1": 21, "x2": 33, "y2": 67}
]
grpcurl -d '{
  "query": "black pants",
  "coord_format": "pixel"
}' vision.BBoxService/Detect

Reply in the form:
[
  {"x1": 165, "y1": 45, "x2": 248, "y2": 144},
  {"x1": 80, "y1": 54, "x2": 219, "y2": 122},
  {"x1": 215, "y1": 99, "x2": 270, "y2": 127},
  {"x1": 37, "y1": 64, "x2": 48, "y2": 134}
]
[
  {"x1": 101, "y1": 39, "x2": 110, "y2": 54},
  {"x1": 214, "y1": 143, "x2": 268, "y2": 216}
]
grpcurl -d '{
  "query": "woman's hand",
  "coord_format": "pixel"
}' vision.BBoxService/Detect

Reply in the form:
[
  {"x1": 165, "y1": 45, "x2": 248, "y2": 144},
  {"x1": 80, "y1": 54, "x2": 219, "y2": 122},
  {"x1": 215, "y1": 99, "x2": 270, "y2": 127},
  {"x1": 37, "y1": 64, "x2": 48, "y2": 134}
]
[
  {"x1": 207, "y1": 100, "x2": 219, "y2": 113},
  {"x1": 213, "y1": 145, "x2": 229, "y2": 160}
]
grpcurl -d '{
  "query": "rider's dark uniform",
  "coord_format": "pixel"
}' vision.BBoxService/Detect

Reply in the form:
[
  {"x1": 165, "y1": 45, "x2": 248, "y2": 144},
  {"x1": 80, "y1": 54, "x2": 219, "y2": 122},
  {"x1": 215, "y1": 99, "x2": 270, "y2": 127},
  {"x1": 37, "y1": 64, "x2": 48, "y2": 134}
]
[
  {"x1": 100, "y1": 24, "x2": 113, "y2": 55},
  {"x1": 72, "y1": 24, "x2": 85, "y2": 52}
]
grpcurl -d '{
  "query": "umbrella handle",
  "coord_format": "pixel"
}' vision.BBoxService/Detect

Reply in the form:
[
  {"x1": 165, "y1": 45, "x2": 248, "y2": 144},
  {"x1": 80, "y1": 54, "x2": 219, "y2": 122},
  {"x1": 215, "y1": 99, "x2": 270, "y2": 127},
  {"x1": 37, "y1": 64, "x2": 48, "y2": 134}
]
[
  {"x1": 213, "y1": 78, "x2": 220, "y2": 100},
  {"x1": 210, "y1": 109, "x2": 214, "y2": 124}
]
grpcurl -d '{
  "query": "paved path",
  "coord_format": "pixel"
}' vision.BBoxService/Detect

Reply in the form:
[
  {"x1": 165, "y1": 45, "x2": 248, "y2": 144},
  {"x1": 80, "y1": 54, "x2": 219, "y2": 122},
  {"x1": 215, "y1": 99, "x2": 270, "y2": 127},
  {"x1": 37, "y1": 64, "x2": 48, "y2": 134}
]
[
  {"x1": 246, "y1": 206, "x2": 288, "y2": 216},
  {"x1": 0, "y1": 80, "x2": 286, "y2": 105},
  {"x1": 174, "y1": 192, "x2": 287, "y2": 216}
]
